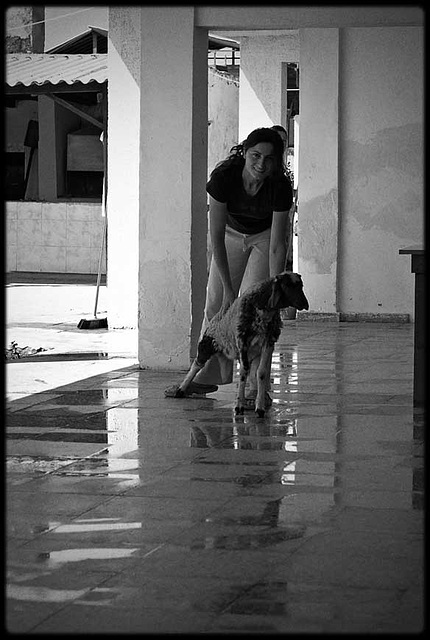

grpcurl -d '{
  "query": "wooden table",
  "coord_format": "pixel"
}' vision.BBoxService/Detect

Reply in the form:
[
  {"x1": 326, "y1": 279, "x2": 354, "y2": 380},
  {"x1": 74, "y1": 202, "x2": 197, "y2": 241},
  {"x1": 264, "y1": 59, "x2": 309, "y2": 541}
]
[{"x1": 399, "y1": 246, "x2": 425, "y2": 408}]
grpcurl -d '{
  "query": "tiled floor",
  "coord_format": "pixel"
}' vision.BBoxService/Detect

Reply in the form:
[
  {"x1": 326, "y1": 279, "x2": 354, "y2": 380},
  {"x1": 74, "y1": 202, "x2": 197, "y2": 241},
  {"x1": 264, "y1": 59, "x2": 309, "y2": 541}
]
[{"x1": 5, "y1": 320, "x2": 424, "y2": 634}]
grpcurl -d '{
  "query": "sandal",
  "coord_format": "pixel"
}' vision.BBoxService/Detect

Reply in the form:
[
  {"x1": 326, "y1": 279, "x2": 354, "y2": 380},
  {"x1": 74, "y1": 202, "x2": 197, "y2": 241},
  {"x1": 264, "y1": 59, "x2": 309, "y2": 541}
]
[{"x1": 165, "y1": 382, "x2": 218, "y2": 398}]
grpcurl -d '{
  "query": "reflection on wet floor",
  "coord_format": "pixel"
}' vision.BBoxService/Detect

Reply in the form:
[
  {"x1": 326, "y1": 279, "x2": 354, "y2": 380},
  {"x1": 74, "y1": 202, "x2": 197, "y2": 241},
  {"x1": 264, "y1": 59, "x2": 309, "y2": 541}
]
[
  {"x1": 38, "y1": 547, "x2": 141, "y2": 564},
  {"x1": 7, "y1": 351, "x2": 111, "y2": 362},
  {"x1": 5, "y1": 322, "x2": 424, "y2": 633}
]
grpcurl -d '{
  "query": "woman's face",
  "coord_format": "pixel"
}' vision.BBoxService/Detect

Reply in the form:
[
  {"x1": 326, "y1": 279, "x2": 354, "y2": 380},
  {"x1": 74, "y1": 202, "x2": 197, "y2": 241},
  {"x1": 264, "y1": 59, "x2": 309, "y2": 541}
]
[{"x1": 244, "y1": 142, "x2": 277, "y2": 181}]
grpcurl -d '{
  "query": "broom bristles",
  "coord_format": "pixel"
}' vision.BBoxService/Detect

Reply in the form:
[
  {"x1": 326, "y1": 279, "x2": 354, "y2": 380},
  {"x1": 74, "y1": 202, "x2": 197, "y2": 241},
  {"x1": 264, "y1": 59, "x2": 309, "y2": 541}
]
[{"x1": 77, "y1": 317, "x2": 108, "y2": 330}]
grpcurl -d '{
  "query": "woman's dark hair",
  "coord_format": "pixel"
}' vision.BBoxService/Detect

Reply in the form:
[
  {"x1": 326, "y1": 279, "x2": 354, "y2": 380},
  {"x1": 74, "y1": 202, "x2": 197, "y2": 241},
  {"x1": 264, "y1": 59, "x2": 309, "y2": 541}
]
[
  {"x1": 271, "y1": 124, "x2": 287, "y2": 136},
  {"x1": 211, "y1": 127, "x2": 286, "y2": 178}
]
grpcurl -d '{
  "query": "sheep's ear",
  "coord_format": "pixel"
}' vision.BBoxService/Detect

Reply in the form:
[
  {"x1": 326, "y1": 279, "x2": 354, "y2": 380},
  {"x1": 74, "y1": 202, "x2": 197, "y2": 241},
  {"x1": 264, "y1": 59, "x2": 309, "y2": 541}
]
[{"x1": 268, "y1": 274, "x2": 294, "y2": 309}]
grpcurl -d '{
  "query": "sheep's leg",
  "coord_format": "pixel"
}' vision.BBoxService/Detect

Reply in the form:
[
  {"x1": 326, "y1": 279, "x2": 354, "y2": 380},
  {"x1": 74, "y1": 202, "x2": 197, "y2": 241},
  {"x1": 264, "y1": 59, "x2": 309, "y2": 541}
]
[
  {"x1": 235, "y1": 350, "x2": 250, "y2": 414},
  {"x1": 247, "y1": 357, "x2": 259, "y2": 396},
  {"x1": 255, "y1": 344, "x2": 274, "y2": 417},
  {"x1": 175, "y1": 336, "x2": 216, "y2": 398}
]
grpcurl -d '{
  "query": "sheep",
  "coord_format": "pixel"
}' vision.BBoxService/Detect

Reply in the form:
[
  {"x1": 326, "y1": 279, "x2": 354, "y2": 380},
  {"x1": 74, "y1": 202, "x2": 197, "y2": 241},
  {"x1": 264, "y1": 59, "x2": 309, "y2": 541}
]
[{"x1": 173, "y1": 271, "x2": 309, "y2": 417}]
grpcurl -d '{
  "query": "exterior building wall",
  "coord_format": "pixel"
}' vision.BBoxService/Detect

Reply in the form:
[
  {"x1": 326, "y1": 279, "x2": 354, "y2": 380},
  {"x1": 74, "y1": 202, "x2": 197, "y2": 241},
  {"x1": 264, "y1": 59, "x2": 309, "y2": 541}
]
[
  {"x1": 236, "y1": 23, "x2": 423, "y2": 317},
  {"x1": 6, "y1": 6, "x2": 424, "y2": 360},
  {"x1": 5, "y1": 6, "x2": 33, "y2": 52},
  {"x1": 126, "y1": 6, "x2": 422, "y2": 368},
  {"x1": 196, "y1": 6, "x2": 422, "y2": 29},
  {"x1": 207, "y1": 67, "x2": 239, "y2": 271},
  {"x1": 6, "y1": 201, "x2": 105, "y2": 274},
  {"x1": 135, "y1": 6, "x2": 207, "y2": 368},
  {"x1": 297, "y1": 28, "x2": 339, "y2": 313},
  {"x1": 337, "y1": 26, "x2": 424, "y2": 318},
  {"x1": 5, "y1": 6, "x2": 44, "y2": 53},
  {"x1": 5, "y1": 98, "x2": 106, "y2": 275},
  {"x1": 208, "y1": 67, "x2": 239, "y2": 175},
  {"x1": 238, "y1": 33, "x2": 299, "y2": 139},
  {"x1": 5, "y1": 99, "x2": 106, "y2": 276},
  {"x1": 106, "y1": 6, "x2": 141, "y2": 329},
  {"x1": 108, "y1": 17, "x2": 238, "y2": 332},
  {"x1": 107, "y1": 10, "x2": 238, "y2": 333}
]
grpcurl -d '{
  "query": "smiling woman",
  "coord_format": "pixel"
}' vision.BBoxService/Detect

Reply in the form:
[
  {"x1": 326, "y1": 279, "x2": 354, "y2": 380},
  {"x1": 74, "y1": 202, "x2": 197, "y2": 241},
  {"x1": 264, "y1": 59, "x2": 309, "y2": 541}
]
[
  {"x1": 165, "y1": 127, "x2": 293, "y2": 400},
  {"x1": 243, "y1": 143, "x2": 277, "y2": 194}
]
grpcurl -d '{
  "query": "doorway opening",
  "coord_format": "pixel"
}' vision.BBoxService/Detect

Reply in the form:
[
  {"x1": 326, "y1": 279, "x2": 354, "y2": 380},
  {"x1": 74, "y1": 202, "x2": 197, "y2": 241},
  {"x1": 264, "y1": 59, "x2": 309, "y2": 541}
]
[{"x1": 281, "y1": 61, "x2": 300, "y2": 272}]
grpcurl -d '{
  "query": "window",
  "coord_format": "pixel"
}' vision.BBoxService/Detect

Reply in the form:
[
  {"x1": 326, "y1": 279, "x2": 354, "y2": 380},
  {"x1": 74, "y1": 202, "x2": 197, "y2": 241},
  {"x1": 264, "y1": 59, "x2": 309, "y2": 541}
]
[
  {"x1": 66, "y1": 171, "x2": 103, "y2": 198},
  {"x1": 66, "y1": 128, "x2": 104, "y2": 199},
  {"x1": 284, "y1": 62, "x2": 299, "y2": 148}
]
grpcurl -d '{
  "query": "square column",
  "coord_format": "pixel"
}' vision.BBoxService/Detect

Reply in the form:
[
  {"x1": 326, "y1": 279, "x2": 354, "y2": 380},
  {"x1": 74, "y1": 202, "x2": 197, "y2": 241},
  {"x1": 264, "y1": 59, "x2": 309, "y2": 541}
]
[
  {"x1": 298, "y1": 28, "x2": 339, "y2": 313},
  {"x1": 139, "y1": 7, "x2": 208, "y2": 368},
  {"x1": 107, "y1": 7, "x2": 142, "y2": 330}
]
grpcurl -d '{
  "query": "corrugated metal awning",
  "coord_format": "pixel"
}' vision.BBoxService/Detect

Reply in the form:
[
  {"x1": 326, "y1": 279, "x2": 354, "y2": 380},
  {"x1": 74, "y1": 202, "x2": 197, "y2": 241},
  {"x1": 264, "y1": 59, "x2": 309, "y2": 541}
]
[{"x1": 6, "y1": 54, "x2": 108, "y2": 89}]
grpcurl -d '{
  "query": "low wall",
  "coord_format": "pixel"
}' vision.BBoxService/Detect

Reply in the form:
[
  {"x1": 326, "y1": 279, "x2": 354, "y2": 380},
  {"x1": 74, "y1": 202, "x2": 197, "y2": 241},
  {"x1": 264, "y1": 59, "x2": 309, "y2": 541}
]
[{"x1": 6, "y1": 200, "x2": 106, "y2": 274}]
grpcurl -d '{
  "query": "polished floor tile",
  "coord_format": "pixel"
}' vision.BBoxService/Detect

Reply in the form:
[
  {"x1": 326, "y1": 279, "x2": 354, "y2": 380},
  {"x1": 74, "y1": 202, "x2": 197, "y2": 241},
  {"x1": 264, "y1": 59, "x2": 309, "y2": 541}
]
[{"x1": 5, "y1": 322, "x2": 424, "y2": 633}]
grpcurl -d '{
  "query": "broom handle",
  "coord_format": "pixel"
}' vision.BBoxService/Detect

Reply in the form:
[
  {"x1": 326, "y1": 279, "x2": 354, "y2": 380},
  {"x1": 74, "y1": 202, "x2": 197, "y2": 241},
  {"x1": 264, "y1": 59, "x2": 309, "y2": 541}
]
[
  {"x1": 93, "y1": 213, "x2": 106, "y2": 317},
  {"x1": 23, "y1": 147, "x2": 36, "y2": 197},
  {"x1": 94, "y1": 128, "x2": 107, "y2": 318}
]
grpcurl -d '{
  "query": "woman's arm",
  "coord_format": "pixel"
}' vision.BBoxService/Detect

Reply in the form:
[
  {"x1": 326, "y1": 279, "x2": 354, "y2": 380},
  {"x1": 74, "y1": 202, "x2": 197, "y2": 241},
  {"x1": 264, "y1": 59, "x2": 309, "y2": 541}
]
[
  {"x1": 209, "y1": 195, "x2": 236, "y2": 310},
  {"x1": 269, "y1": 210, "x2": 289, "y2": 276}
]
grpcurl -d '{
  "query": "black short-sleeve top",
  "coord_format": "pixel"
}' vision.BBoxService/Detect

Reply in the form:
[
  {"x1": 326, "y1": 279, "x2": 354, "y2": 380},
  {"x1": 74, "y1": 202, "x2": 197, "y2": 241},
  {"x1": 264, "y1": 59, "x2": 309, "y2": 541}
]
[{"x1": 206, "y1": 163, "x2": 293, "y2": 235}]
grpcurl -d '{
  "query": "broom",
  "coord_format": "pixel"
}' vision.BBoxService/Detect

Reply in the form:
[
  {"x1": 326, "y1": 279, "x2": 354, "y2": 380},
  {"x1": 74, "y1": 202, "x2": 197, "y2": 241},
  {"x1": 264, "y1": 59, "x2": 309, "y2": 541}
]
[{"x1": 78, "y1": 128, "x2": 108, "y2": 330}]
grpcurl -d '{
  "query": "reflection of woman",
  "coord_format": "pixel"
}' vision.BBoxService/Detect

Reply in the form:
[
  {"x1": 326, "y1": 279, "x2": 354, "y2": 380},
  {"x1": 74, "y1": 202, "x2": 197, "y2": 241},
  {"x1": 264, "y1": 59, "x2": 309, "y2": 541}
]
[{"x1": 165, "y1": 127, "x2": 293, "y2": 400}]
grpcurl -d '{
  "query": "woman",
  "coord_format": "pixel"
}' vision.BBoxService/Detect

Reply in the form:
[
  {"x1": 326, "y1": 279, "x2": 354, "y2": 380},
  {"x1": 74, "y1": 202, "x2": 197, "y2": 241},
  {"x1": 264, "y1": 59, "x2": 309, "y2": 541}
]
[
  {"x1": 165, "y1": 127, "x2": 293, "y2": 400},
  {"x1": 271, "y1": 124, "x2": 288, "y2": 157}
]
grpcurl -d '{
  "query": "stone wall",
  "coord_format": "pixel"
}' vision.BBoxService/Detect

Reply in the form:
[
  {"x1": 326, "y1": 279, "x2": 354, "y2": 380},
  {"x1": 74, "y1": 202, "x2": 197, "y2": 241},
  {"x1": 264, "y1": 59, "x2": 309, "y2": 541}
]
[{"x1": 6, "y1": 201, "x2": 106, "y2": 274}]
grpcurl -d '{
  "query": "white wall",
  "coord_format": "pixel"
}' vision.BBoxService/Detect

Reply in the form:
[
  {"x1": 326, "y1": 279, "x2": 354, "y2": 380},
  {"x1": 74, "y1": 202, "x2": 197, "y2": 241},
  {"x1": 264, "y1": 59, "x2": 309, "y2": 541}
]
[
  {"x1": 338, "y1": 27, "x2": 424, "y2": 317},
  {"x1": 6, "y1": 201, "x2": 105, "y2": 273},
  {"x1": 207, "y1": 67, "x2": 239, "y2": 269},
  {"x1": 298, "y1": 28, "x2": 339, "y2": 313},
  {"x1": 107, "y1": 6, "x2": 423, "y2": 374},
  {"x1": 235, "y1": 24, "x2": 423, "y2": 317},
  {"x1": 106, "y1": 27, "x2": 237, "y2": 332},
  {"x1": 137, "y1": 7, "x2": 208, "y2": 368},
  {"x1": 196, "y1": 6, "x2": 423, "y2": 30},
  {"x1": 237, "y1": 29, "x2": 340, "y2": 313},
  {"x1": 107, "y1": 6, "x2": 141, "y2": 329},
  {"x1": 208, "y1": 67, "x2": 239, "y2": 175},
  {"x1": 238, "y1": 33, "x2": 299, "y2": 139}
]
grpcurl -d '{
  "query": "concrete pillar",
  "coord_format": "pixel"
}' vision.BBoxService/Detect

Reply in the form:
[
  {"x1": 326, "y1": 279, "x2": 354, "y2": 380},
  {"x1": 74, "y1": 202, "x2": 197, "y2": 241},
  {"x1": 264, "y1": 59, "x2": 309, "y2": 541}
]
[
  {"x1": 139, "y1": 7, "x2": 208, "y2": 368},
  {"x1": 107, "y1": 7, "x2": 141, "y2": 330},
  {"x1": 38, "y1": 95, "x2": 57, "y2": 201},
  {"x1": 298, "y1": 28, "x2": 339, "y2": 313}
]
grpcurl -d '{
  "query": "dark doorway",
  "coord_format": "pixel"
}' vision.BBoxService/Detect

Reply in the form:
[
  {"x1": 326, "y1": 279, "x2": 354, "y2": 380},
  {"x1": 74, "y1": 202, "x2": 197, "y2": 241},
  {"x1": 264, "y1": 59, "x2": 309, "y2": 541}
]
[{"x1": 5, "y1": 152, "x2": 25, "y2": 200}]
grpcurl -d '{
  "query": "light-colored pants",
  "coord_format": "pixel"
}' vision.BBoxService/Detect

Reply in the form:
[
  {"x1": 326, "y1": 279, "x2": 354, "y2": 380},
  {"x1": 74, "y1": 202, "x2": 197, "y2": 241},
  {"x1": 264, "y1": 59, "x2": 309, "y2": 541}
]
[{"x1": 194, "y1": 225, "x2": 271, "y2": 385}]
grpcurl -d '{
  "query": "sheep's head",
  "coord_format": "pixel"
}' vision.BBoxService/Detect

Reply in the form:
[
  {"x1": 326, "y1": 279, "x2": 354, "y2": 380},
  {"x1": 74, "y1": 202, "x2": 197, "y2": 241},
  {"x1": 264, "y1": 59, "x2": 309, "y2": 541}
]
[{"x1": 267, "y1": 272, "x2": 309, "y2": 311}]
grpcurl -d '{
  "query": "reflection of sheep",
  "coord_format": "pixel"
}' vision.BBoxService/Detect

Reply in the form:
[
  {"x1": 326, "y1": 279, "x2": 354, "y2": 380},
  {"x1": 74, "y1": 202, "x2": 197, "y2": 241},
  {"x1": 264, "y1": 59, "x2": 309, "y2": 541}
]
[{"x1": 174, "y1": 272, "x2": 309, "y2": 417}]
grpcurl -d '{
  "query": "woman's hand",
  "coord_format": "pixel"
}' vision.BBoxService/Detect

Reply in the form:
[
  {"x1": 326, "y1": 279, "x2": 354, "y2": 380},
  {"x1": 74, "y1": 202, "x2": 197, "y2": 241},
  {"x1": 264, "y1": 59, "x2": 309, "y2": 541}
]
[{"x1": 209, "y1": 196, "x2": 236, "y2": 314}]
